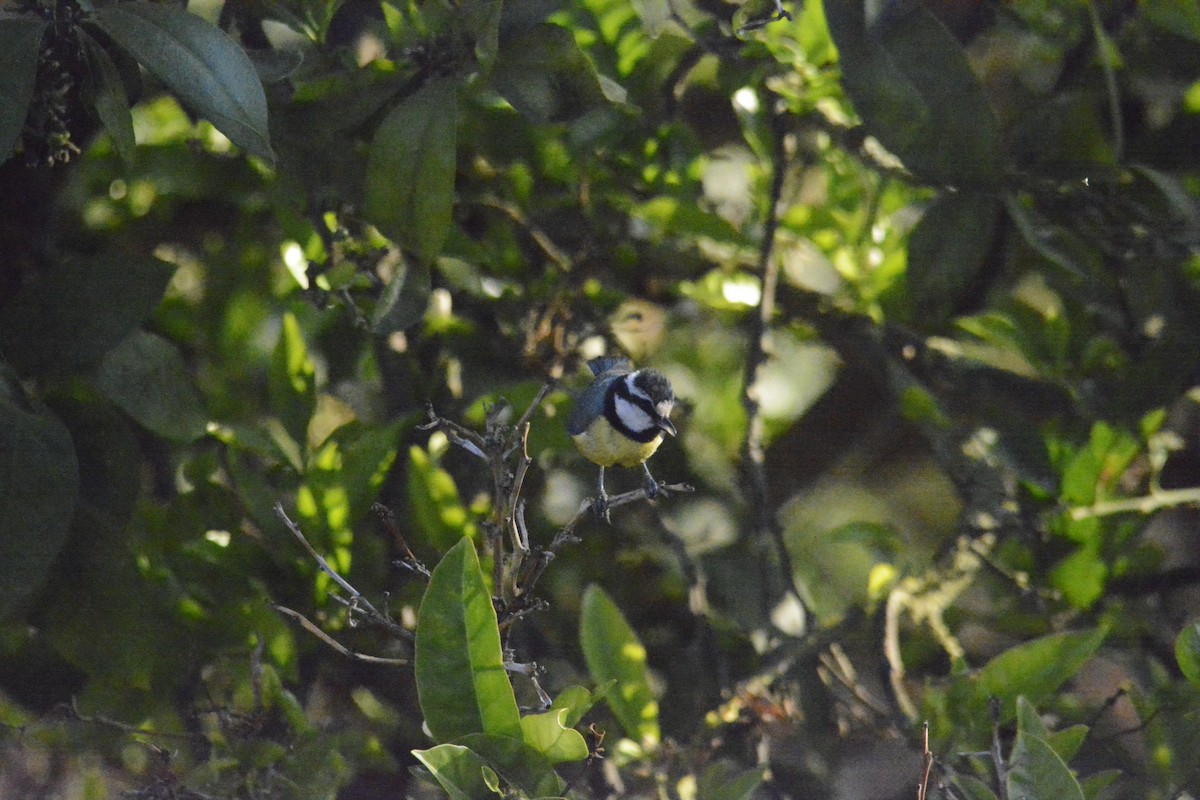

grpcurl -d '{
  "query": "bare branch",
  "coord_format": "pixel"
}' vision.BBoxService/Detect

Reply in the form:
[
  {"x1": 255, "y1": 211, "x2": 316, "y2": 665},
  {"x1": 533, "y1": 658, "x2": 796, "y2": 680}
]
[{"x1": 274, "y1": 605, "x2": 408, "y2": 666}]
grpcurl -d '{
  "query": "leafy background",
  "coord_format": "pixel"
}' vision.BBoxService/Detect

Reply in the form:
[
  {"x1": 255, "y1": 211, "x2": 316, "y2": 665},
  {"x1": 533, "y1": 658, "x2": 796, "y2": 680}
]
[{"x1": 2, "y1": 0, "x2": 1200, "y2": 798}]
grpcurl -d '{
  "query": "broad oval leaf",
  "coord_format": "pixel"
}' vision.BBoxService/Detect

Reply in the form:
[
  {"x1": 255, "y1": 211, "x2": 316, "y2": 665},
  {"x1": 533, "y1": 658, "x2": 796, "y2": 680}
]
[
  {"x1": 976, "y1": 628, "x2": 1106, "y2": 714},
  {"x1": 90, "y1": 3, "x2": 274, "y2": 163},
  {"x1": 365, "y1": 79, "x2": 460, "y2": 265},
  {"x1": 0, "y1": 368, "x2": 79, "y2": 618},
  {"x1": 906, "y1": 191, "x2": 1001, "y2": 325},
  {"x1": 1176, "y1": 621, "x2": 1200, "y2": 686},
  {"x1": 0, "y1": 15, "x2": 48, "y2": 163},
  {"x1": 825, "y1": 0, "x2": 1001, "y2": 186},
  {"x1": 80, "y1": 31, "x2": 136, "y2": 164},
  {"x1": 1006, "y1": 731, "x2": 1085, "y2": 800},
  {"x1": 92, "y1": 331, "x2": 208, "y2": 443},
  {"x1": 520, "y1": 708, "x2": 589, "y2": 764},
  {"x1": 0, "y1": 252, "x2": 173, "y2": 375},
  {"x1": 413, "y1": 744, "x2": 495, "y2": 800},
  {"x1": 579, "y1": 584, "x2": 660, "y2": 748},
  {"x1": 416, "y1": 537, "x2": 521, "y2": 742}
]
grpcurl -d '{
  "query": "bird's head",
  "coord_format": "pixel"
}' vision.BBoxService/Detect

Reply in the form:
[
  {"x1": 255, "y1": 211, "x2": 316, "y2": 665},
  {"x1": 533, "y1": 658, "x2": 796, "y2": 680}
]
[{"x1": 619, "y1": 369, "x2": 677, "y2": 437}]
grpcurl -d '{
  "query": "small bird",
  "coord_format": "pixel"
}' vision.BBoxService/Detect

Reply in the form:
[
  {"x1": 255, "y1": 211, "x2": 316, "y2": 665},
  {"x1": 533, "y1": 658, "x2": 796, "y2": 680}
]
[{"x1": 567, "y1": 357, "x2": 677, "y2": 516}]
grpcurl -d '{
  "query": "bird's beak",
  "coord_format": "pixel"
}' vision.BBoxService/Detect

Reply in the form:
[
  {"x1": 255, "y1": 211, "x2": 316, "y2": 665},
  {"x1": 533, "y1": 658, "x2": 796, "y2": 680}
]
[{"x1": 658, "y1": 417, "x2": 677, "y2": 437}]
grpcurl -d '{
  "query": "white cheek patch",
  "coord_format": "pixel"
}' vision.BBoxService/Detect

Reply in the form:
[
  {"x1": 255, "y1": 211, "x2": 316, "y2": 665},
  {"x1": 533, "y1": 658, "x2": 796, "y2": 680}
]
[
  {"x1": 614, "y1": 395, "x2": 654, "y2": 433},
  {"x1": 656, "y1": 400, "x2": 673, "y2": 419}
]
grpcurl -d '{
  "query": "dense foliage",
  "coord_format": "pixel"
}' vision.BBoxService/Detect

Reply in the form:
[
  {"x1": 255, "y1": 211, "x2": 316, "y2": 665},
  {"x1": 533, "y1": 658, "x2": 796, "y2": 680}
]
[{"x1": 2, "y1": 0, "x2": 1200, "y2": 797}]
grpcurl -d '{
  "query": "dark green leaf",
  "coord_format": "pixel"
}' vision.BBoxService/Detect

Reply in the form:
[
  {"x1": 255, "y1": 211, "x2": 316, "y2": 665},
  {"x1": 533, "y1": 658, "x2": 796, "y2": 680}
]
[
  {"x1": 492, "y1": 23, "x2": 621, "y2": 124},
  {"x1": 415, "y1": 538, "x2": 522, "y2": 742},
  {"x1": 1004, "y1": 195, "x2": 1098, "y2": 283},
  {"x1": 579, "y1": 584, "x2": 660, "y2": 748},
  {"x1": 1007, "y1": 731, "x2": 1085, "y2": 800},
  {"x1": 93, "y1": 331, "x2": 207, "y2": 442},
  {"x1": 80, "y1": 31, "x2": 136, "y2": 164},
  {"x1": 457, "y1": 733, "x2": 563, "y2": 797},
  {"x1": 948, "y1": 774, "x2": 1000, "y2": 800},
  {"x1": 90, "y1": 3, "x2": 274, "y2": 162},
  {"x1": 365, "y1": 79, "x2": 459, "y2": 264},
  {"x1": 1176, "y1": 621, "x2": 1200, "y2": 686},
  {"x1": 0, "y1": 252, "x2": 173, "y2": 375},
  {"x1": 824, "y1": 1, "x2": 1001, "y2": 185},
  {"x1": 0, "y1": 15, "x2": 47, "y2": 163},
  {"x1": 1142, "y1": 0, "x2": 1200, "y2": 41},
  {"x1": 976, "y1": 629, "x2": 1106, "y2": 713},
  {"x1": 697, "y1": 761, "x2": 766, "y2": 800},
  {"x1": 372, "y1": 259, "x2": 431, "y2": 334},
  {"x1": 906, "y1": 191, "x2": 1001, "y2": 325},
  {"x1": 0, "y1": 367, "x2": 79, "y2": 618},
  {"x1": 269, "y1": 312, "x2": 316, "y2": 450},
  {"x1": 413, "y1": 744, "x2": 495, "y2": 800}
]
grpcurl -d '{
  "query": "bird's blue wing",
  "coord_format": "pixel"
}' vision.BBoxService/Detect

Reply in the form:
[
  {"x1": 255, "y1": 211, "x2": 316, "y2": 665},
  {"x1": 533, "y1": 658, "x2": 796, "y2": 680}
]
[
  {"x1": 586, "y1": 356, "x2": 631, "y2": 377},
  {"x1": 567, "y1": 373, "x2": 616, "y2": 435}
]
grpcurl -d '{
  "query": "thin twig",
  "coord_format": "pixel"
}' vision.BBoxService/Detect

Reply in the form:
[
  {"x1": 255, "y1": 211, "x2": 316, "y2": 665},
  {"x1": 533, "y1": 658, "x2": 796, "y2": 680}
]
[
  {"x1": 274, "y1": 605, "x2": 408, "y2": 666},
  {"x1": 1068, "y1": 485, "x2": 1200, "y2": 520},
  {"x1": 549, "y1": 482, "x2": 695, "y2": 550},
  {"x1": 373, "y1": 501, "x2": 431, "y2": 579}
]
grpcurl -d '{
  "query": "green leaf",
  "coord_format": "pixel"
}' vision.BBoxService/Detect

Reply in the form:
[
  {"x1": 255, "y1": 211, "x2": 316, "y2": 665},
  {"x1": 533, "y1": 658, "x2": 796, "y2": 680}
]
[
  {"x1": 824, "y1": 0, "x2": 1001, "y2": 185},
  {"x1": 416, "y1": 538, "x2": 521, "y2": 742},
  {"x1": 906, "y1": 192, "x2": 1001, "y2": 325},
  {"x1": 408, "y1": 445, "x2": 477, "y2": 551},
  {"x1": 520, "y1": 708, "x2": 589, "y2": 764},
  {"x1": 372, "y1": 259, "x2": 431, "y2": 334},
  {"x1": 413, "y1": 744, "x2": 497, "y2": 800},
  {"x1": 1175, "y1": 621, "x2": 1200, "y2": 686},
  {"x1": 492, "y1": 23, "x2": 621, "y2": 124},
  {"x1": 80, "y1": 31, "x2": 136, "y2": 164},
  {"x1": 269, "y1": 312, "x2": 317, "y2": 451},
  {"x1": 579, "y1": 584, "x2": 660, "y2": 748},
  {"x1": 948, "y1": 774, "x2": 1000, "y2": 800},
  {"x1": 0, "y1": 368, "x2": 79, "y2": 618},
  {"x1": 92, "y1": 331, "x2": 207, "y2": 442},
  {"x1": 1142, "y1": 0, "x2": 1200, "y2": 41},
  {"x1": 0, "y1": 252, "x2": 173, "y2": 375},
  {"x1": 1007, "y1": 731, "x2": 1085, "y2": 800},
  {"x1": 1004, "y1": 195, "x2": 1098, "y2": 283},
  {"x1": 550, "y1": 683, "x2": 608, "y2": 728},
  {"x1": 0, "y1": 15, "x2": 47, "y2": 163},
  {"x1": 90, "y1": 3, "x2": 274, "y2": 162},
  {"x1": 697, "y1": 761, "x2": 766, "y2": 800},
  {"x1": 365, "y1": 79, "x2": 460, "y2": 265},
  {"x1": 976, "y1": 629, "x2": 1106, "y2": 713},
  {"x1": 1050, "y1": 544, "x2": 1108, "y2": 610},
  {"x1": 457, "y1": 733, "x2": 564, "y2": 797}
]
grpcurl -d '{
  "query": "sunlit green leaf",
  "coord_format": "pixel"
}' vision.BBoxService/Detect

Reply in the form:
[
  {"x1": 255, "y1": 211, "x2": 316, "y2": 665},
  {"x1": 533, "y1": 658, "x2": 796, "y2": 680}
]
[
  {"x1": 269, "y1": 312, "x2": 316, "y2": 451},
  {"x1": 457, "y1": 733, "x2": 564, "y2": 797},
  {"x1": 0, "y1": 16, "x2": 48, "y2": 163},
  {"x1": 413, "y1": 744, "x2": 497, "y2": 800},
  {"x1": 0, "y1": 368, "x2": 79, "y2": 617},
  {"x1": 580, "y1": 584, "x2": 660, "y2": 748},
  {"x1": 520, "y1": 708, "x2": 589, "y2": 763},
  {"x1": 365, "y1": 79, "x2": 459, "y2": 264},
  {"x1": 416, "y1": 538, "x2": 521, "y2": 742},
  {"x1": 93, "y1": 331, "x2": 207, "y2": 442},
  {"x1": 408, "y1": 445, "x2": 477, "y2": 551},
  {"x1": 91, "y1": 3, "x2": 273, "y2": 162},
  {"x1": 0, "y1": 252, "x2": 173, "y2": 375}
]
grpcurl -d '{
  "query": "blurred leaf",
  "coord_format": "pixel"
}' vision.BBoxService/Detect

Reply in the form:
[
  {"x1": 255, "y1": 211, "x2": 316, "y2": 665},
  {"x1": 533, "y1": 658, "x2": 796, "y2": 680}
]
[
  {"x1": 948, "y1": 774, "x2": 1000, "y2": 800},
  {"x1": 579, "y1": 584, "x2": 660, "y2": 748},
  {"x1": 416, "y1": 538, "x2": 521, "y2": 742},
  {"x1": 824, "y1": 0, "x2": 1001, "y2": 185},
  {"x1": 493, "y1": 23, "x2": 623, "y2": 123},
  {"x1": 1059, "y1": 423, "x2": 1139, "y2": 507},
  {"x1": 269, "y1": 313, "x2": 317, "y2": 451},
  {"x1": 1004, "y1": 195, "x2": 1097, "y2": 283},
  {"x1": 80, "y1": 31, "x2": 136, "y2": 164},
  {"x1": 1016, "y1": 696, "x2": 1088, "y2": 762},
  {"x1": 372, "y1": 260, "x2": 431, "y2": 334},
  {"x1": 1142, "y1": 0, "x2": 1200, "y2": 41},
  {"x1": 0, "y1": 368, "x2": 79, "y2": 618},
  {"x1": 696, "y1": 761, "x2": 766, "y2": 800},
  {"x1": 1176, "y1": 621, "x2": 1200, "y2": 686},
  {"x1": 906, "y1": 192, "x2": 1001, "y2": 324},
  {"x1": 1080, "y1": 769, "x2": 1121, "y2": 798},
  {"x1": 0, "y1": 16, "x2": 48, "y2": 163},
  {"x1": 93, "y1": 331, "x2": 207, "y2": 442},
  {"x1": 520, "y1": 708, "x2": 589, "y2": 763},
  {"x1": 91, "y1": 2, "x2": 274, "y2": 162},
  {"x1": 1007, "y1": 731, "x2": 1085, "y2": 800},
  {"x1": 0, "y1": 252, "x2": 173, "y2": 375},
  {"x1": 408, "y1": 445, "x2": 477, "y2": 551},
  {"x1": 413, "y1": 744, "x2": 496, "y2": 800},
  {"x1": 1050, "y1": 544, "x2": 1107, "y2": 610},
  {"x1": 365, "y1": 79, "x2": 459, "y2": 265},
  {"x1": 976, "y1": 629, "x2": 1106, "y2": 713}
]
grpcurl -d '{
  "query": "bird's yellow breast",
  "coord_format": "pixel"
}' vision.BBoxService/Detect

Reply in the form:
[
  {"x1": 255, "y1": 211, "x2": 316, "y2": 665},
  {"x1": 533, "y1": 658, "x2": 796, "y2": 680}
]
[{"x1": 571, "y1": 415, "x2": 663, "y2": 468}]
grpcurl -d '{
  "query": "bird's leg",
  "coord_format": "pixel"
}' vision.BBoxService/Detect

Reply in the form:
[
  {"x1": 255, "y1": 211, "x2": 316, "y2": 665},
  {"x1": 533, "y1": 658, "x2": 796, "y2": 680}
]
[
  {"x1": 591, "y1": 467, "x2": 611, "y2": 523},
  {"x1": 641, "y1": 463, "x2": 665, "y2": 500}
]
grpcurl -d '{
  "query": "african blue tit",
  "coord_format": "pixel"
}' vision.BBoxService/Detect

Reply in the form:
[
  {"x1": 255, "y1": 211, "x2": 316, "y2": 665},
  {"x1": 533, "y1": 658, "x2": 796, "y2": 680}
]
[{"x1": 566, "y1": 357, "x2": 677, "y2": 512}]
